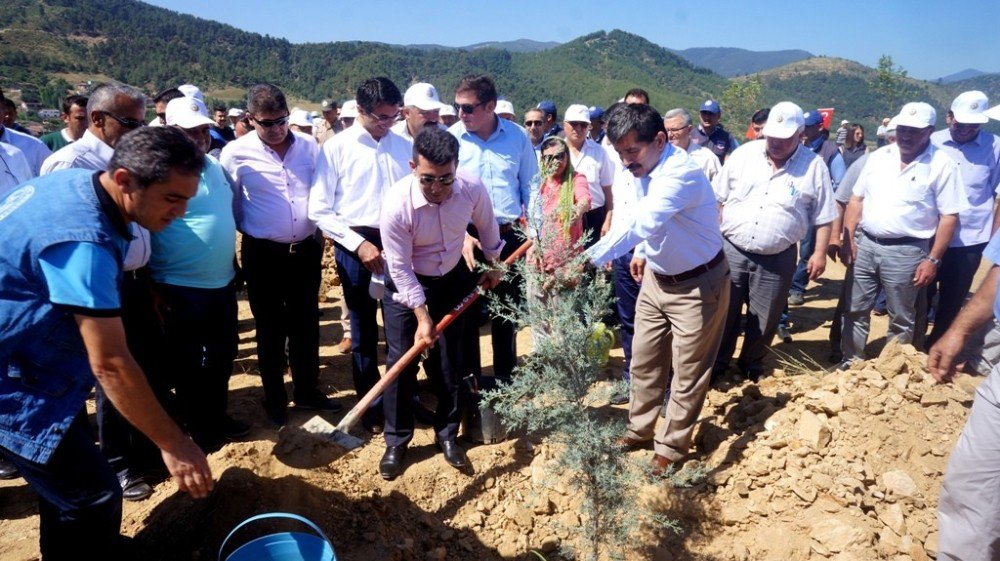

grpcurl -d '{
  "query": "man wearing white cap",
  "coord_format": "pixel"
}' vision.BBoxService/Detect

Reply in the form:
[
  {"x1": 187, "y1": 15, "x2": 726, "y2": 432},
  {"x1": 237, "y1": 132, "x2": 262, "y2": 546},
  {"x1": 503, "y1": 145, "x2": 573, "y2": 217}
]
[
  {"x1": 439, "y1": 104, "x2": 457, "y2": 128},
  {"x1": 835, "y1": 119, "x2": 849, "y2": 147},
  {"x1": 339, "y1": 99, "x2": 358, "y2": 129},
  {"x1": 840, "y1": 102, "x2": 966, "y2": 366},
  {"x1": 563, "y1": 103, "x2": 614, "y2": 247},
  {"x1": 227, "y1": 107, "x2": 244, "y2": 128},
  {"x1": 924, "y1": 91, "x2": 1000, "y2": 348},
  {"x1": 314, "y1": 99, "x2": 339, "y2": 145},
  {"x1": 392, "y1": 82, "x2": 445, "y2": 144},
  {"x1": 158, "y1": 96, "x2": 247, "y2": 454},
  {"x1": 713, "y1": 101, "x2": 836, "y2": 382},
  {"x1": 288, "y1": 109, "x2": 315, "y2": 137},
  {"x1": 495, "y1": 100, "x2": 516, "y2": 121}
]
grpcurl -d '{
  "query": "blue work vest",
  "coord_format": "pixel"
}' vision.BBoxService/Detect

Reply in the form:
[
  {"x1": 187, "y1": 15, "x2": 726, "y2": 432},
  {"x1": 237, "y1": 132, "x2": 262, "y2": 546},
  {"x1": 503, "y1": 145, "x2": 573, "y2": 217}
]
[{"x1": 0, "y1": 170, "x2": 126, "y2": 463}]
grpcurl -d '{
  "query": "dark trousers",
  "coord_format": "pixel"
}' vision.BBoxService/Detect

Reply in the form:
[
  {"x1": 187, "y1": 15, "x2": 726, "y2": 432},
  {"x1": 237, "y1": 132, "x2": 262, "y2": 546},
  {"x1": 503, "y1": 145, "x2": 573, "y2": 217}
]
[
  {"x1": 96, "y1": 272, "x2": 169, "y2": 477},
  {"x1": 333, "y1": 230, "x2": 383, "y2": 414},
  {"x1": 382, "y1": 264, "x2": 476, "y2": 447},
  {"x1": 159, "y1": 282, "x2": 238, "y2": 443},
  {"x1": 829, "y1": 263, "x2": 854, "y2": 353},
  {"x1": 613, "y1": 251, "x2": 640, "y2": 381},
  {"x1": 926, "y1": 243, "x2": 987, "y2": 348},
  {"x1": 241, "y1": 234, "x2": 322, "y2": 406},
  {"x1": 582, "y1": 205, "x2": 608, "y2": 249},
  {"x1": 790, "y1": 229, "x2": 816, "y2": 296},
  {"x1": 463, "y1": 226, "x2": 525, "y2": 381},
  {"x1": 1, "y1": 413, "x2": 124, "y2": 560}
]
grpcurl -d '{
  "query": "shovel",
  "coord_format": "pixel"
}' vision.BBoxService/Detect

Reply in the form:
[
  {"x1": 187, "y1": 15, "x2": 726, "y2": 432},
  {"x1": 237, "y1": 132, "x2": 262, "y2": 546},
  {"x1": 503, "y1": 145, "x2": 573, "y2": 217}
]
[{"x1": 303, "y1": 238, "x2": 533, "y2": 450}]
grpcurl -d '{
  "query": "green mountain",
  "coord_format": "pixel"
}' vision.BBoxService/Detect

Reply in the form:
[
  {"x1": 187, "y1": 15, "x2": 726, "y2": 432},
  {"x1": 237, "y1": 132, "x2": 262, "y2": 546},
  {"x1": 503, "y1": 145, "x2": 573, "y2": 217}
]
[{"x1": 672, "y1": 47, "x2": 813, "y2": 77}]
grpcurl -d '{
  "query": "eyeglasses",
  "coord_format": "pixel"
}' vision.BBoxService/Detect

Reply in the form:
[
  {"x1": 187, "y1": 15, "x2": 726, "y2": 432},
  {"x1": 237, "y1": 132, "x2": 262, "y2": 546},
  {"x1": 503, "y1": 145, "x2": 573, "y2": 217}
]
[
  {"x1": 101, "y1": 111, "x2": 145, "y2": 130},
  {"x1": 524, "y1": 120, "x2": 544, "y2": 127},
  {"x1": 364, "y1": 109, "x2": 400, "y2": 124},
  {"x1": 253, "y1": 115, "x2": 289, "y2": 128},
  {"x1": 457, "y1": 101, "x2": 486, "y2": 114},
  {"x1": 665, "y1": 125, "x2": 691, "y2": 133},
  {"x1": 541, "y1": 152, "x2": 567, "y2": 163},
  {"x1": 418, "y1": 174, "x2": 456, "y2": 186}
]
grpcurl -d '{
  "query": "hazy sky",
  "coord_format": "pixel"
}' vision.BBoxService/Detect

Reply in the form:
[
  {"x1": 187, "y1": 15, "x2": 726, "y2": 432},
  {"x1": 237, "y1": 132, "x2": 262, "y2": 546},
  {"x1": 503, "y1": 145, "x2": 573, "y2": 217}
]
[{"x1": 144, "y1": 0, "x2": 998, "y2": 80}]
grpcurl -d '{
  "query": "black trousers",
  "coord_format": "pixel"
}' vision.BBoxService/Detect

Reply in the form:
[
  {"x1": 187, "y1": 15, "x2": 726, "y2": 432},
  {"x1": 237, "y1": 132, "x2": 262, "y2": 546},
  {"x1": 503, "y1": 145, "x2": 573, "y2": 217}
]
[
  {"x1": 926, "y1": 242, "x2": 987, "y2": 348},
  {"x1": 241, "y1": 234, "x2": 323, "y2": 406},
  {"x1": 382, "y1": 263, "x2": 477, "y2": 447}
]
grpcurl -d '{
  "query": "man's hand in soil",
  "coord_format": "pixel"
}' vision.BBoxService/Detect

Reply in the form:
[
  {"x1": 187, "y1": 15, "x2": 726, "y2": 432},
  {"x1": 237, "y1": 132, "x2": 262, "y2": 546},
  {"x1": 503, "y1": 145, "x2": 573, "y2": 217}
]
[
  {"x1": 162, "y1": 437, "x2": 214, "y2": 498},
  {"x1": 357, "y1": 241, "x2": 384, "y2": 275}
]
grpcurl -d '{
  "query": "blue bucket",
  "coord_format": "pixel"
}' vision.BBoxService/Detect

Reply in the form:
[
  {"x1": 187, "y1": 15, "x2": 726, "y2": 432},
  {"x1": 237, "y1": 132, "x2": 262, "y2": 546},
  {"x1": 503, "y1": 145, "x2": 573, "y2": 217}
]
[{"x1": 219, "y1": 513, "x2": 337, "y2": 561}]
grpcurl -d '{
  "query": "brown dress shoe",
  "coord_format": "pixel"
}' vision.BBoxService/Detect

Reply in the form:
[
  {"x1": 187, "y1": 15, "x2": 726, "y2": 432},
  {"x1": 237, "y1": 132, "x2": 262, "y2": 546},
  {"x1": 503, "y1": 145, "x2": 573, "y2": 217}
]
[
  {"x1": 650, "y1": 453, "x2": 673, "y2": 477},
  {"x1": 614, "y1": 436, "x2": 651, "y2": 450}
]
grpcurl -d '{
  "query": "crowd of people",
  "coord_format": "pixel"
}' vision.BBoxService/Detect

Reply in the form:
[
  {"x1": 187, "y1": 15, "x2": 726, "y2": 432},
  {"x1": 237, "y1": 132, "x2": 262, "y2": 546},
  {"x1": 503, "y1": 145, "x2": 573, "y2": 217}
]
[{"x1": 1, "y1": 75, "x2": 1000, "y2": 560}]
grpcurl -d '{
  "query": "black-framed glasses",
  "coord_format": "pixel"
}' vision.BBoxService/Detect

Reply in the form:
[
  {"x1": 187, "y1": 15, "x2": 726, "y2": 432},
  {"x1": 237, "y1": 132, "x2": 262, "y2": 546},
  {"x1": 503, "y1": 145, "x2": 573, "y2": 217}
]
[
  {"x1": 418, "y1": 174, "x2": 456, "y2": 186},
  {"x1": 364, "y1": 108, "x2": 400, "y2": 124},
  {"x1": 252, "y1": 115, "x2": 289, "y2": 128},
  {"x1": 541, "y1": 152, "x2": 567, "y2": 163},
  {"x1": 101, "y1": 111, "x2": 145, "y2": 130},
  {"x1": 524, "y1": 120, "x2": 544, "y2": 127},
  {"x1": 665, "y1": 124, "x2": 692, "y2": 133},
  {"x1": 457, "y1": 101, "x2": 486, "y2": 114}
]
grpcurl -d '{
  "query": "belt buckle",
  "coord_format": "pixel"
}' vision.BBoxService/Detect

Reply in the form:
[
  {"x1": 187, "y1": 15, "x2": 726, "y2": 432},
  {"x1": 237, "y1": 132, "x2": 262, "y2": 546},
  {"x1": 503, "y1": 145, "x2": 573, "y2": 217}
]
[{"x1": 288, "y1": 241, "x2": 298, "y2": 254}]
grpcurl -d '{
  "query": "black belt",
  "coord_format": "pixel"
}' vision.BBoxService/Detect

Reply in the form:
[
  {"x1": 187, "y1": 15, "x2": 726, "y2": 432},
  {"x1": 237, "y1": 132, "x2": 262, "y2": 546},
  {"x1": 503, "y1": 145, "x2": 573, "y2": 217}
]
[
  {"x1": 862, "y1": 230, "x2": 923, "y2": 245},
  {"x1": 247, "y1": 235, "x2": 314, "y2": 254},
  {"x1": 653, "y1": 250, "x2": 725, "y2": 285}
]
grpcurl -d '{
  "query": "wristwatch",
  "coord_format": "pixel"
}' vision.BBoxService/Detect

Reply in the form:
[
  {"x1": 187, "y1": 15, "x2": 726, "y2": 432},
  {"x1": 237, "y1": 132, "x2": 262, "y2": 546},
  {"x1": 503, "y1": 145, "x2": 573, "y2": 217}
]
[{"x1": 926, "y1": 256, "x2": 941, "y2": 267}]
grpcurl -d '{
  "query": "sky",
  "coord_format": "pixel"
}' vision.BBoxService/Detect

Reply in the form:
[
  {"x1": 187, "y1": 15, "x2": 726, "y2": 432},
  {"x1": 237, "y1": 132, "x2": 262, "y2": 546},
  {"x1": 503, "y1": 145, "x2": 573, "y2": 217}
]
[{"x1": 143, "y1": 0, "x2": 999, "y2": 80}]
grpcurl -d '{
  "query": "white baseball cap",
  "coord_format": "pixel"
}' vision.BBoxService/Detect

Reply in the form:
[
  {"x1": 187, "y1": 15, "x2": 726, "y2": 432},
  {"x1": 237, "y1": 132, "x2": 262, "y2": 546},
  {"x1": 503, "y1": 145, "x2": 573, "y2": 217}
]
[
  {"x1": 340, "y1": 100, "x2": 358, "y2": 119},
  {"x1": 762, "y1": 102, "x2": 805, "y2": 139},
  {"x1": 227, "y1": 107, "x2": 244, "y2": 118},
  {"x1": 951, "y1": 91, "x2": 989, "y2": 124},
  {"x1": 894, "y1": 102, "x2": 936, "y2": 129},
  {"x1": 886, "y1": 117, "x2": 899, "y2": 133},
  {"x1": 289, "y1": 109, "x2": 313, "y2": 127},
  {"x1": 494, "y1": 100, "x2": 515, "y2": 117},
  {"x1": 563, "y1": 104, "x2": 591, "y2": 123},
  {"x1": 177, "y1": 83, "x2": 204, "y2": 101},
  {"x1": 165, "y1": 97, "x2": 214, "y2": 129},
  {"x1": 986, "y1": 104, "x2": 1000, "y2": 122},
  {"x1": 403, "y1": 82, "x2": 444, "y2": 111},
  {"x1": 439, "y1": 104, "x2": 456, "y2": 117}
]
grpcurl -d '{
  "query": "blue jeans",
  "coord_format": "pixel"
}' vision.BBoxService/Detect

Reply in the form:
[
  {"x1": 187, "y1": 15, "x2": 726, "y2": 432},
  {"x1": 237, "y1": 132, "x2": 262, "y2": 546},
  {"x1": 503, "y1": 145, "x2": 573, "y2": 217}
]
[
  {"x1": 790, "y1": 230, "x2": 815, "y2": 297},
  {"x1": 1, "y1": 413, "x2": 124, "y2": 560},
  {"x1": 613, "y1": 252, "x2": 640, "y2": 381}
]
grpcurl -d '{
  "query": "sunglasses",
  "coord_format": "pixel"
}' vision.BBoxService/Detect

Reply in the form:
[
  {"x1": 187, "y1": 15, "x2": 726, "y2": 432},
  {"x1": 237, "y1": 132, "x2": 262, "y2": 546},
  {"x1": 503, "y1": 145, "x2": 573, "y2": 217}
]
[
  {"x1": 418, "y1": 174, "x2": 456, "y2": 186},
  {"x1": 253, "y1": 115, "x2": 289, "y2": 128},
  {"x1": 101, "y1": 111, "x2": 146, "y2": 130},
  {"x1": 524, "y1": 120, "x2": 544, "y2": 127},
  {"x1": 541, "y1": 152, "x2": 567, "y2": 162},
  {"x1": 457, "y1": 101, "x2": 486, "y2": 114}
]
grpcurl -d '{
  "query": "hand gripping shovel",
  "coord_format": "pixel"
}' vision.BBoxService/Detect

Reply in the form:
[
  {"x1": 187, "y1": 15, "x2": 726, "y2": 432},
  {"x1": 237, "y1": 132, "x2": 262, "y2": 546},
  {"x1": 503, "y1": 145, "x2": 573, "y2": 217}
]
[{"x1": 303, "y1": 239, "x2": 533, "y2": 450}]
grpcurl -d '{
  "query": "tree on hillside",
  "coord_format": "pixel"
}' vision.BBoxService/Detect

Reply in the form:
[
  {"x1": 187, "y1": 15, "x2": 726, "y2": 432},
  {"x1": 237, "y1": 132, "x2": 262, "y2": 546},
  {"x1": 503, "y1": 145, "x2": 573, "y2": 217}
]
[
  {"x1": 871, "y1": 54, "x2": 908, "y2": 116},
  {"x1": 721, "y1": 76, "x2": 762, "y2": 133}
]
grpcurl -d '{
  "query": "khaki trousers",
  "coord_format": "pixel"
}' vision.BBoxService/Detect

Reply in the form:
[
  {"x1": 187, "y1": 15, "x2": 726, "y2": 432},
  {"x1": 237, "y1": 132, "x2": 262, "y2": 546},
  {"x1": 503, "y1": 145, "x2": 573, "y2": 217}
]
[{"x1": 626, "y1": 260, "x2": 730, "y2": 461}]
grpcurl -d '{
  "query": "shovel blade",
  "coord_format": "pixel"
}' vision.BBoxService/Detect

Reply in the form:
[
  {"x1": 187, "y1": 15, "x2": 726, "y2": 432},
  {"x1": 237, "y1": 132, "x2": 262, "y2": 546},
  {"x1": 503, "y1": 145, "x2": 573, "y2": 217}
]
[{"x1": 302, "y1": 415, "x2": 365, "y2": 450}]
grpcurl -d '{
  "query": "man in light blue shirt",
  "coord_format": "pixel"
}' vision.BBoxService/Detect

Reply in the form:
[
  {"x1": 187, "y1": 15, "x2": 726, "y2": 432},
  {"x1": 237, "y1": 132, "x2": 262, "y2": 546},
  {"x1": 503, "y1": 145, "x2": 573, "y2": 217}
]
[
  {"x1": 587, "y1": 103, "x2": 730, "y2": 474},
  {"x1": 450, "y1": 74, "x2": 538, "y2": 382}
]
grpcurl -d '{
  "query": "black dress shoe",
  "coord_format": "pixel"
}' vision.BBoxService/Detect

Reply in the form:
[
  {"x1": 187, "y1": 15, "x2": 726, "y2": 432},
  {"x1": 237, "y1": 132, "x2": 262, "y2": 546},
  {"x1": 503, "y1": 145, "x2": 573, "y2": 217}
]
[
  {"x1": 0, "y1": 457, "x2": 20, "y2": 480},
  {"x1": 379, "y1": 446, "x2": 407, "y2": 480},
  {"x1": 262, "y1": 399, "x2": 288, "y2": 426},
  {"x1": 119, "y1": 473, "x2": 153, "y2": 502},
  {"x1": 436, "y1": 439, "x2": 468, "y2": 469},
  {"x1": 293, "y1": 393, "x2": 344, "y2": 414}
]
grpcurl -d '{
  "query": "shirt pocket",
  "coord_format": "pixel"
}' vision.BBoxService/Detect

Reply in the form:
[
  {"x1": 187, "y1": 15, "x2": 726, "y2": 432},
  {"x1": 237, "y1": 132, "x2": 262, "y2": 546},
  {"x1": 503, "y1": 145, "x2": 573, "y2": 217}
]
[{"x1": 770, "y1": 181, "x2": 801, "y2": 210}]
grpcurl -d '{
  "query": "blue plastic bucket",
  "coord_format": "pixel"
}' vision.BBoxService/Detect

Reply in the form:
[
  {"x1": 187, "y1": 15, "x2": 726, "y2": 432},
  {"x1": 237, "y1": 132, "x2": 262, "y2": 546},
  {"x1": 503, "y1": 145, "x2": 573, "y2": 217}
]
[{"x1": 219, "y1": 513, "x2": 337, "y2": 561}]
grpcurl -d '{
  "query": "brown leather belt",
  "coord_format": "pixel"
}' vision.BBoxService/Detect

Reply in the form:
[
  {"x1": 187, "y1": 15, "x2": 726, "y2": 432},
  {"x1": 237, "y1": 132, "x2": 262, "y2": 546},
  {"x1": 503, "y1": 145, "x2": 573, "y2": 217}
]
[{"x1": 652, "y1": 250, "x2": 725, "y2": 285}]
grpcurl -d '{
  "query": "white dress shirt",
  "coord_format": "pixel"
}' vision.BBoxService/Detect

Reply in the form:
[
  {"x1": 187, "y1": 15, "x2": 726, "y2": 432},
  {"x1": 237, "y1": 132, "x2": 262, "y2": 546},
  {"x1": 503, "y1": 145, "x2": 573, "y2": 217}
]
[
  {"x1": 717, "y1": 140, "x2": 837, "y2": 255},
  {"x1": 389, "y1": 120, "x2": 447, "y2": 145},
  {"x1": 569, "y1": 138, "x2": 615, "y2": 209},
  {"x1": 930, "y1": 129, "x2": 1000, "y2": 247},
  {"x1": 684, "y1": 143, "x2": 722, "y2": 194},
  {"x1": 0, "y1": 141, "x2": 33, "y2": 198},
  {"x1": 587, "y1": 144, "x2": 723, "y2": 275},
  {"x1": 221, "y1": 130, "x2": 318, "y2": 243},
  {"x1": 854, "y1": 142, "x2": 967, "y2": 239},
  {"x1": 309, "y1": 122, "x2": 411, "y2": 252},
  {"x1": 1, "y1": 126, "x2": 51, "y2": 177}
]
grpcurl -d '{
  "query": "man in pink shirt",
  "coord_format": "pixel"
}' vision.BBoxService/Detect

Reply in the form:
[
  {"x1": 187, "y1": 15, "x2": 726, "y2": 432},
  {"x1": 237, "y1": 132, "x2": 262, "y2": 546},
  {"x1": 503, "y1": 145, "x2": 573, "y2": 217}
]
[{"x1": 378, "y1": 127, "x2": 504, "y2": 479}]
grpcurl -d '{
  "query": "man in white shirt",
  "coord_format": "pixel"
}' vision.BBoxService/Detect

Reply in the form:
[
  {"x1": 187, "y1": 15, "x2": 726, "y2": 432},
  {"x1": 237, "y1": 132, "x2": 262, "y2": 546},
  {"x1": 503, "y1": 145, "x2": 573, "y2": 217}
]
[
  {"x1": 222, "y1": 83, "x2": 340, "y2": 426},
  {"x1": 713, "y1": 102, "x2": 836, "y2": 381},
  {"x1": 563, "y1": 104, "x2": 615, "y2": 246},
  {"x1": 924, "y1": 91, "x2": 1000, "y2": 348},
  {"x1": 0, "y1": 92, "x2": 51, "y2": 176},
  {"x1": 390, "y1": 82, "x2": 445, "y2": 144},
  {"x1": 308, "y1": 77, "x2": 411, "y2": 432},
  {"x1": 840, "y1": 102, "x2": 967, "y2": 366},
  {"x1": 662, "y1": 107, "x2": 722, "y2": 190},
  {"x1": 0, "y1": 140, "x2": 32, "y2": 198}
]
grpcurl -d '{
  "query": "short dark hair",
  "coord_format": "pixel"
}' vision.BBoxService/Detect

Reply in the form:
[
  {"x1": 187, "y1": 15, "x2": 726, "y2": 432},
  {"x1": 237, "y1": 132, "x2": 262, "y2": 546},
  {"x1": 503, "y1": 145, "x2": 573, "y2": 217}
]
[
  {"x1": 539, "y1": 136, "x2": 567, "y2": 153},
  {"x1": 412, "y1": 127, "x2": 459, "y2": 165},
  {"x1": 751, "y1": 108, "x2": 770, "y2": 125},
  {"x1": 355, "y1": 77, "x2": 402, "y2": 114},
  {"x1": 246, "y1": 83, "x2": 288, "y2": 115},
  {"x1": 455, "y1": 74, "x2": 497, "y2": 105},
  {"x1": 623, "y1": 88, "x2": 650, "y2": 105},
  {"x1": 1, "y1": 98, "x2": 16, "y2": 111},
  {"x1": 153, "y1": 87, "x2": 184, "y2": 105},
  {"x1": 62, "y1": 94, "x2": 88, "y2": 114},
  {"x1": 109, "y1": 127, "x2": 205, "y2": 188},
  {"x1": 212, "y1": 105, "x2": 227, "y2": 113},
  {"x1": 606, "y1": 103, "x2": 665, "y2": 145}
]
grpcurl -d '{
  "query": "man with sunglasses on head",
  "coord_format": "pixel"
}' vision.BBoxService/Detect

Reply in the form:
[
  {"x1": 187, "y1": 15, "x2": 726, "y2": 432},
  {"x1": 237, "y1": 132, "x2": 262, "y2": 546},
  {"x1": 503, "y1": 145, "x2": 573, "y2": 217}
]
[
  {"x1": 222, "y1": 83, "x2": 341, "y2": 427},
  {"x1": 377, "y1": 127, "x2": 504, "y2": 478},
  {"x1": 308, "y1": 77, "x2": 411, "y2": 433},
  {"x1": 450, "y1": 74, "x2": 538, "y2": 385}
]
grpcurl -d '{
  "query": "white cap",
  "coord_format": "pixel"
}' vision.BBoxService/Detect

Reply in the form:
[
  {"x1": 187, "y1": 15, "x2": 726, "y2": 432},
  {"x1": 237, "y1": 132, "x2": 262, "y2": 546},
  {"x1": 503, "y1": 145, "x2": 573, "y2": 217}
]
[
  {"x1": 840, "y1": 119, "x2": 849, "y2": 125},
  {"x1": 289, "y1": 109, "x2": 313, "y2": 127},
  {"x1": 951, "y1": 90, "x2": 989, "y2": 124},
  {"x1": 564, "y1": 104, "x2": 591, "y2": 123},
  {"x1": 894, "y1": 102, "x2": 936, "y2": 129},
  {"x1": 762, "y1": 102, "x2": 805, "y2": 139},
  {"x1": 310, "y1": 110, "x2": 320, "y2": 119},
  {"x1": 886, "y1": 117, "x2": 899, "y2": 133},
  {"x1": 177, "y1": 84, "x2": 204, "y2": 101},
  {"x1": 986, "y1": 104, "x2": 1000, "y2": 122},
  {"x1": 439, "y1": 104, "x2": 456, "y2": 117},
  {"x1": 165, "y1": 97, "x2": 214, "y2": 129},
  {"x1": 340, "y1": 100, "x2": 358, "y2": 119},
  {"x1": 494, "y1": 100, "x2": 515, "y2": 117},
  {"x1": 227, "y1": 107, "x2": 244, "y2": 118},
  {"x1": 403, "y1": 82, "x2": 444, "y2": 111}
]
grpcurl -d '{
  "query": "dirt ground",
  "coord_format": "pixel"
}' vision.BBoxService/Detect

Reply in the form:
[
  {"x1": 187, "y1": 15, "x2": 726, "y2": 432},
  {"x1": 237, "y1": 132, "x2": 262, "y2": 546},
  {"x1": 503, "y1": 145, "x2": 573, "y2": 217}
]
[{"x1": 0, "y1": 256, "x2": 984, "y2": 560}]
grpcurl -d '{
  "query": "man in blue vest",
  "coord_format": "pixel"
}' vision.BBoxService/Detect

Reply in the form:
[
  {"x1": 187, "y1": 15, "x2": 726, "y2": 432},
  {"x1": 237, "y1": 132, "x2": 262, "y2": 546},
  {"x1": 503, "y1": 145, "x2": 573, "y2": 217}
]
[{"x1": 0, "y1": 126, "x2": 213, "y2": 559}]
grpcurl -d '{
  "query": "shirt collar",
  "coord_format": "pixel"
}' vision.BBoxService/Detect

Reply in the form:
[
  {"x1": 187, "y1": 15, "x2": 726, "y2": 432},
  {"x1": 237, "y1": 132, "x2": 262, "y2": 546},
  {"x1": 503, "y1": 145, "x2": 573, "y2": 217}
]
[{"x1": 410, "y1": 176, "x2": 430, "y2": 209}]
